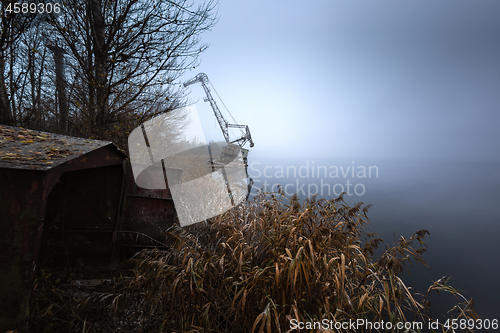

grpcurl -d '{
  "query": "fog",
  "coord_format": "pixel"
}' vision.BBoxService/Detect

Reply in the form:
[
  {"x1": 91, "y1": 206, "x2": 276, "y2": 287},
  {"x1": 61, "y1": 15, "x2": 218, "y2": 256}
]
[
  {"x1": 181, "y1": 0, "x2": 500, "y2": 163},
  {"x1": 179, "y1": 0, "x2": 500, "y2": 320},
  {"x1": 246, "y1": 156, "x2": 500, "y2": 319}
]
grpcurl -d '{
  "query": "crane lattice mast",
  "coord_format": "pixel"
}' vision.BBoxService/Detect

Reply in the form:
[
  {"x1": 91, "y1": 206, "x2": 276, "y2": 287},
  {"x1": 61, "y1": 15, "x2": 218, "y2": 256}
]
[{"x1": 183, "y1": 73, "x2": 254, "y2": 148}]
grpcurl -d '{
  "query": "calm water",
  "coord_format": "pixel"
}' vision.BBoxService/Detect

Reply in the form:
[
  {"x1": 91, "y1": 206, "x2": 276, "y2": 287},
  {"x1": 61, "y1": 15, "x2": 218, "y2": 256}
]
[{"x1": 248, "y1": 158, "x2": 500, "y2": 320}]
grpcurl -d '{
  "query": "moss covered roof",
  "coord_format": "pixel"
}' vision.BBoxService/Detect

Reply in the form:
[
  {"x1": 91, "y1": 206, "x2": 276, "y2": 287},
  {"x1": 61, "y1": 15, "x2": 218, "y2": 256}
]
[{"x1": 0, "y1": 125, "x2": 115, "y2": 170}]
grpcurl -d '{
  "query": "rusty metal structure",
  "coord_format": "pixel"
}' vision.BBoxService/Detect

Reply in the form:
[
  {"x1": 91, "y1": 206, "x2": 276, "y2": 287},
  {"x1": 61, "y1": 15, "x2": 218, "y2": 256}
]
[{"x1": 0, "y1": 125, "x2": 177, "y2": 330}]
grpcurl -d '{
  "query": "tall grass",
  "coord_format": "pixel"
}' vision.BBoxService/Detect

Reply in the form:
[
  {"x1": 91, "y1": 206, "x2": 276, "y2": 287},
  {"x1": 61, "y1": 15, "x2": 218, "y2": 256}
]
[{"x1": 31, "y1": 190, "x2": 478, "y2": 332}]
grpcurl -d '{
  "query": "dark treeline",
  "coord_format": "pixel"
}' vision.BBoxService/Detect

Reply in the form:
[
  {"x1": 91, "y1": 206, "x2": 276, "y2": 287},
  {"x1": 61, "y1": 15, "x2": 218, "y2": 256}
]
[{"x1": 0, "y1": 0, "x2": 217, "y2": 148}]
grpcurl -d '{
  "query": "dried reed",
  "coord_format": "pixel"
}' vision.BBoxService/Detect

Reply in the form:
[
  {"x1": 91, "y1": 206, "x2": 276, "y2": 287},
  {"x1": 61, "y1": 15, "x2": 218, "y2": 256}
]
[{"x1": 30, "y1": 189, "x2": 479, "y2": 332}]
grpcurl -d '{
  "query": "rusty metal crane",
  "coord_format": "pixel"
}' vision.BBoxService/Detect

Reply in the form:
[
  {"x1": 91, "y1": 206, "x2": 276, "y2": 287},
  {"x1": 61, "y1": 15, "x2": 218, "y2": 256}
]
[
  {"x1": 183, "y1": 73, "x2": 254, "y2": 199},
  {"x1": 183, "y1": 73, "x2": 254, "y2": 149}
]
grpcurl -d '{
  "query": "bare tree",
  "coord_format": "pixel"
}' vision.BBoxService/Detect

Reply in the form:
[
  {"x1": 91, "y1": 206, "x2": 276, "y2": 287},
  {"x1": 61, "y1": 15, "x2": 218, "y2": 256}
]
[
  {"x1": 46, "y1": 44, "x2": 68, "y2": 133},
  {"x1": 47, "y1": 0, "x2": 218, "y2": 143},
  {"x1": 0, "y1": 0, "x2": 37, "y2": 125},
  {"x1": 6, "y1": 13, "x2": 55, "y2": 131}
]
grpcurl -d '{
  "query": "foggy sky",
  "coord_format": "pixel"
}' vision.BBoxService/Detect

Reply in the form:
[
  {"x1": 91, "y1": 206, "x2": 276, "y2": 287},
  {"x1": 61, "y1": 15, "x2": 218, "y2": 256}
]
[
  {"x1": 180, "y1": 0, "x2": 500, "y2": 163},
  {"x1": 177, "y1": 2, "x2": 500, "y2": 318}
]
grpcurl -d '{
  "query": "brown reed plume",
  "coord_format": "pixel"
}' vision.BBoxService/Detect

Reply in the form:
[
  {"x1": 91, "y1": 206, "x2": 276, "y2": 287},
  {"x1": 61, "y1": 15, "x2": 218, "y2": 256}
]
[{"x1": 30, "y1": 189, "x2": 479, "y2": 332}]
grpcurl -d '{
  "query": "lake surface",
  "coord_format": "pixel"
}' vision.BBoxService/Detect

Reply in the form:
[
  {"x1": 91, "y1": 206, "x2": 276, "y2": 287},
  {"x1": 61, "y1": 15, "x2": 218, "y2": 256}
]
[{"x1": 248, "y1": 157, "x2": 500, "y2": 320}]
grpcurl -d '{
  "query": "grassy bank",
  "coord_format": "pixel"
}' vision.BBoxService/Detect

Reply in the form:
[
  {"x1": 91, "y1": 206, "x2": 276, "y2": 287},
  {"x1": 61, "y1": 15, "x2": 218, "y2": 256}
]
[{"x1": 30, "y1": 190, "x2": 478, "y2": 332}]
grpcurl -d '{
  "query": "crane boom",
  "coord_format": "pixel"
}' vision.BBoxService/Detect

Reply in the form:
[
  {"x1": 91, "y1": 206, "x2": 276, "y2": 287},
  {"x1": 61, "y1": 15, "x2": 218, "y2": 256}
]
[{"x1": 183, "y1": 73, "x2": 254, "y2": 148}]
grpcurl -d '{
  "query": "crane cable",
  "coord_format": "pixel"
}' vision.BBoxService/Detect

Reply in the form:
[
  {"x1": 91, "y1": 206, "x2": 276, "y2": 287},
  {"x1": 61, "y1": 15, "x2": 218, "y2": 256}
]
[{"x1": 209, "y1": 81, "x2": 246, "y2": 138}]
